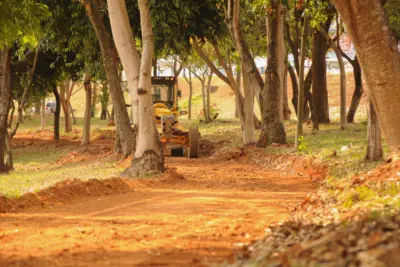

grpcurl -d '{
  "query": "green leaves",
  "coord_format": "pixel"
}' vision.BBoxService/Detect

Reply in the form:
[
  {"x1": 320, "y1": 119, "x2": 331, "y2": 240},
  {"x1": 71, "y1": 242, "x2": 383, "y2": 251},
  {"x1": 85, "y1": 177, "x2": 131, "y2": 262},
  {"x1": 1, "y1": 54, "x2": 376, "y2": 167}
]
[{"x1": 0, "y1": 0, "x2": 50, "y2": 49}]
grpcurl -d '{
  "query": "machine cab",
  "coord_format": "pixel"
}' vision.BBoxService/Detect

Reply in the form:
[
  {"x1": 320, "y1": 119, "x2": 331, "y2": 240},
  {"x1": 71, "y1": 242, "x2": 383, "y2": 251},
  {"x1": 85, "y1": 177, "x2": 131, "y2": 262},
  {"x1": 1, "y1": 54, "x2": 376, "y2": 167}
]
[{"x1": 151, "y1": 76, "x2": 177, "y2": 110}]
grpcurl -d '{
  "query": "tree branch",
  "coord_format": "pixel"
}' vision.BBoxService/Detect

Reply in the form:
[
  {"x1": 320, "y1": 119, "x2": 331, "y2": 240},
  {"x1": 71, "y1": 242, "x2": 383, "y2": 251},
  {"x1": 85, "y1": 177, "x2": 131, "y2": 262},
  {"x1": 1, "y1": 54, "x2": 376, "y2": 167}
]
[{"x1": 192, "y1": 39, "x2": 230, "y2": 85}]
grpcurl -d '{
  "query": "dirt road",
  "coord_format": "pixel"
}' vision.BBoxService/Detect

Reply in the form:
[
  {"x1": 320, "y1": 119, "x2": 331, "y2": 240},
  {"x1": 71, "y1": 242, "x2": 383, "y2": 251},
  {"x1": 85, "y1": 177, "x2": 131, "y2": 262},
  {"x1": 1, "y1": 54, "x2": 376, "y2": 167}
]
[{"x1": 0, "y1": 158, "x2": 316, "y2": 266}]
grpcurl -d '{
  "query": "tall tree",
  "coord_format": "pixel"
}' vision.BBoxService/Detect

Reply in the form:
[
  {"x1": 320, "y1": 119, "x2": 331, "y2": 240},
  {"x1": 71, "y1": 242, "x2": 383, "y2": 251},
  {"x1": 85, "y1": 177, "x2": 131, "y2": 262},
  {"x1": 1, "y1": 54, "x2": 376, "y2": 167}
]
[
  {"x1": 82, "y1": 0, "x2": 135, "y2": 157},
  {"x1": 295, "y1": 10, "x2": 309, "y2": 150},
  {"x1": 311, "y1": 5, "x2": 335, "y2": 124},
  {"x1": 183, "y1": 66, "x2": 194, "y2": 120},
  {"x1": 332, "y1": 0, "x2": 400, "y2": 151},
  {"x1": 107, "y1": 0, "x2": 140, "y2": 132},
  {"x1": 82, "y1": 70, "x2": 92, "y2": 145},
  {"x1": 257, "y1": 1, "x2": 287, "y2": 147},
  {"x1": 0, "y1": 0, "x2": 49, "y2": 173},
  {"x1": 123, "y1": 0, "x2": 164, "y2": 177}
]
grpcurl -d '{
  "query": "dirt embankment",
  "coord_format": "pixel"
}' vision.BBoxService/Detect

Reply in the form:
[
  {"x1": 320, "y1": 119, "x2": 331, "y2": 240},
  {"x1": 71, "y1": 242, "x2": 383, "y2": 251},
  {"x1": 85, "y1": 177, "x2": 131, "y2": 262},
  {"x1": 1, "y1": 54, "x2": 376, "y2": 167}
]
[{"x1": 0, "y1": 178, "x2": 134, "y2": 213}]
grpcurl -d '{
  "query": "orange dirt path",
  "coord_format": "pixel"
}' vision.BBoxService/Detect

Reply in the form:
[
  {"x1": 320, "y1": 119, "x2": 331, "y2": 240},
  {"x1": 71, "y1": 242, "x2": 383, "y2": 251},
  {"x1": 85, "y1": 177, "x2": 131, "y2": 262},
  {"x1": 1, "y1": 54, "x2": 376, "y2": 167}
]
[{"x1": 0, "y1": 158, "x2": 316, "y2": 266}]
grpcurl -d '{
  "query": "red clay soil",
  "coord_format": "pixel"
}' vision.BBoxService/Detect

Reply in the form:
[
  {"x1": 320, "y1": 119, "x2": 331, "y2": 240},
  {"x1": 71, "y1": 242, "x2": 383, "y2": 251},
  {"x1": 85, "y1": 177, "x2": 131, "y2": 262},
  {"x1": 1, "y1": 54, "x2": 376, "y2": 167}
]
[
  {"x1": 1, "y1": 130, "x2": 324, "y2": 266},
  {"x1": 0, "y1": 154, "x2": 320, "y2": 267}
]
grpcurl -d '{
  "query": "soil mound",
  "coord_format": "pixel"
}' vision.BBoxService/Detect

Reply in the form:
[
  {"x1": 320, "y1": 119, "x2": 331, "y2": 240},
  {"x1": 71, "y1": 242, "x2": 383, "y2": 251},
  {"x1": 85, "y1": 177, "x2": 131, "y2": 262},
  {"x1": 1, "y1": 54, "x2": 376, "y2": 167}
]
[
  {"x1": 209, "y1": 146, "x2": 245, "y2": 161},
  {"x1": 0, "y1": 178, "x2": 134, "y2": 213},
  {"x1": 199, "y1": 139, "x2": 232, "y2": 158},
  {"x1": 209, "y1": 146, "x2": 328, "y2": 181},
  {"x1": 56, "y1": 145, "x2": 114, "y2": 165}
]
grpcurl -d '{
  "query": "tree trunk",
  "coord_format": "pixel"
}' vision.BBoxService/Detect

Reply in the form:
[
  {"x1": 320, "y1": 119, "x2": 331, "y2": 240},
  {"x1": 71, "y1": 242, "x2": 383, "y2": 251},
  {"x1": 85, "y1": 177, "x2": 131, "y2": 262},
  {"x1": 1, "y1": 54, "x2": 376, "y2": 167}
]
[
  {"x1": 82, "y1": 72, "x2": 92, "y2": 145},
  {"x1": 227, "y1": 0, "x2": 264, "y2": 109},
  {"x1": 123, "y1": 0, "x2": 164, "y2": 177},
  {"x1": 242, "y1": 69, "x2": 256, "y2": 145},
  {"x1": 7, "y1": 101, "x2": 15, "y2": 128},
  {"x1": 106, "y1": 0, "x2": 140, "y2": 128},
  {"x1": 332, "y1": 0, "x2": 400, "y2": 151},
  {"x1": 91, "y1": 82, "x2": 97, "y2": 118},
  {"x1": 319, "y1": 27, "x2": 347, "y2": 129},
  {"x1": 41, "y1": 97, "x2": 46, "y2": 130},
  {"x1": 194, "y1": 41, "x2": 252, "y2": 126},
  {"x1": 64, "y1": 105, "x2": 72, "y2": 132},
  {"x1": 83, "y1": 0, "x2": 135, "y2": 156},
  {"x1": 305, "y1": 69, "x2": 319, "y2": 130},
  {"x1": 288, "y1": 63, "x2": 299, "y2": 115},
  {"x1": 283, "y1": 61, "x2": 291, "y2": 120},
  {"x1": 70, "y1": 103, "x2": 76, "y2": 125},
  {"x1": 34, "y1": 101, "x2": 41, "y2": 115},
  {"x1": 235, "y1": 70, "x2": 241, "y2": 118},
  {"x1": 184, "y1": 69, "x2": 193, "y2": 120},
  {"x1": 53, "y1": 84, "x2": 61, "y2": 141},
  {"x1": 0, "y1": 48, "x2": 12, "y2": 174},
  {"x1": 4, "y1": 132, "x2": 13, "y2": 171},
  {"x1": 100, "y1": 106, "x2": 108, "y2": 120},
  {"x1": 295, "y1": 15, "x2": 309, "y2": 149},
  {"x1": 347, "y1": 56, "x2": 363, "y2": 123},
  {"x1": 312, "y1": 31, "x2": 330, "y2": 123},
  {"x1": 366, "y1": 98, "x2": 383, "y2": 161},
  {"x1": 60, "y1": 82, "x2": 72, "y2": 133},
  {"x1": 153, "y1": 57, "x2": 157, "y2": 77},
  {"x1": 257, "y1": 2, "x2": 286, "y2": 147},
  {"x1": 100, "y1": 82, "x2": 109, "y2": 120},
  {"x1": 10, "y1": 47, "x2": 40, "y2": 138},
  {"x1": 200, "y1": 80, "x2": 208, "y2": 121},
  {"x1": 206, "y1": 71, "x2": 213, "y2": 121}
]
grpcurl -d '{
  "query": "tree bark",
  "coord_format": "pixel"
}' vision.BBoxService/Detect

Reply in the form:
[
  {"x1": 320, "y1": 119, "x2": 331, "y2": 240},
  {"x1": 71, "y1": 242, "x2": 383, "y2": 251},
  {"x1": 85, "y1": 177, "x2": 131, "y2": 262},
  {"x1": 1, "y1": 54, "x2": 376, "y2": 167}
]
[
  {"x1": 7, "y1": 101, "x2": 15, "y2": 128},
  {"x1": 192, "y1": 69, "x2": 209, "y2": 122},
  {"x1": 305, "y1": 68, "x2": 319, "y2": 130},
  {"x1": 227, "y1": 0, "x2": 264, "y2": 109},
  {"x1": 0, "y1": 48, "x2": 12, "y2": 173},
  {"x1": 295, "y1": 15, "x2": 309, "y2": 149},
  {"x1": 242, "y1": 68, "x2": 256, "y2": 145},
  {"x1": 283, "y1": 60, "x2": 291, "y2": 120},
  {"x1": 184, "y1": 68, "x2": 193, "y2": 120},
  {"x1": 123, "y1": 0, "x2": 164, "y2": 177},
  {"x1": 206, "y1": 71, "x2": 213, "y2": 121},
  {"x1": 83, "y1": 0, "x2": 135, "y2": 157},
  {"x1": 288, "y1": 63, "x2": 299, "y2": 115},
  {"x1": 4, "y1": 132, "x2": 13, "y2": 171},
  {"x1": 34, "y1": 101, "x2": 41, "y2": 115},
  {"x1": 59, "y1": 81, "x2": 73, "y2": 133},
  {"x1": 257, "y1": 2, "x2": 286, "y2": 147},
  {"x1": 41, "y1": 97, "x2": 45, "y2": 130},
  {"x1": 346, "y1": 56, "x2": 363, "y2": 123},
  {"x1": 82, "y1": 71, "x2": 92, "y2": 145},
  {"x1": 319, "y1": 27, "x2": 347, "y2": 129},
  {"x1": 91, "y1": 82, "x2": 97, "y2": 118},
  {"x1": 53, "y1": 84, "x2": 61, "y2": 141},
  {"x1": 106, "y1": 0, "x2": 140, "y2": 127},
  {"x1": 332, "y1": 0, "x2": 400, "y2": 151},
  {"x1": 100, "y1": 82, "x2": 110, "y2": 120},
  {"x1": 235, "y1": 70, "x2": 241, "y2": 118},
  {"x1": 366, "y1": 98, "x2": 383, "y2": 161},
  {"x1": 70, "y1": 103, "x2": 76, "y2": 125},
  {"x1": 312, "y1": 31, "x2": 330, "y2": 123}
]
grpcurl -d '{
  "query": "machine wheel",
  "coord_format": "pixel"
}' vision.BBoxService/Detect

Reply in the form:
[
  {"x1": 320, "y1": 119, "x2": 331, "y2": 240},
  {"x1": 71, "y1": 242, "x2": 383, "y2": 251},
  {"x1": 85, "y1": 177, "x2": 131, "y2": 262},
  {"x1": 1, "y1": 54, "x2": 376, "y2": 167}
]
[
  {"x1": 171, "y1": 147, "x2": 184, "y2": 157},
  {"x1": 188, "y1": 125, "x2": 200, "y2": 158}
]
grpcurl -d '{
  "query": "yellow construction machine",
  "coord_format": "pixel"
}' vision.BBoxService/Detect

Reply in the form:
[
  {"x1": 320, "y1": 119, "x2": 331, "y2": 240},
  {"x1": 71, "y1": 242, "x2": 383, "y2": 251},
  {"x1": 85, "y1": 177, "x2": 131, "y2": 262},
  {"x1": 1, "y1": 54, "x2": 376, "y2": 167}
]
[{"x1": 151, "y1": 76, "x2": 199, "y2": 158}]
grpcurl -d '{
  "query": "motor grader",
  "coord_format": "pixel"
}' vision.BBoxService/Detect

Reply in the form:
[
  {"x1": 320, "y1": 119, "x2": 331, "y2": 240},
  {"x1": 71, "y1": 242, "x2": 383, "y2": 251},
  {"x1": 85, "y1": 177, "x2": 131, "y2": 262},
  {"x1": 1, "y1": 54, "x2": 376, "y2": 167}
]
[{"x1": 151, "y1": 76, "x2": 199, "y2": 158}]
